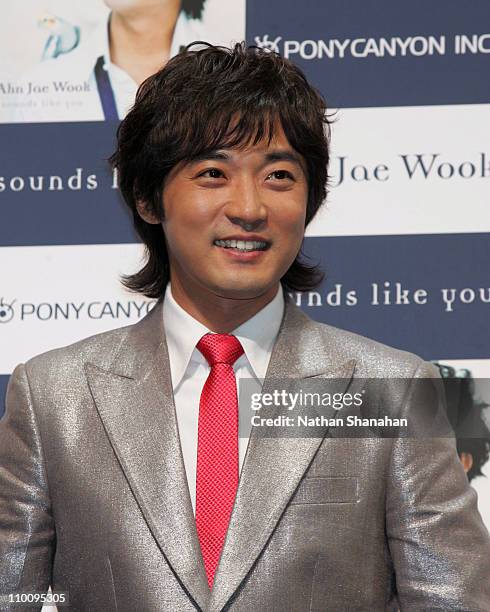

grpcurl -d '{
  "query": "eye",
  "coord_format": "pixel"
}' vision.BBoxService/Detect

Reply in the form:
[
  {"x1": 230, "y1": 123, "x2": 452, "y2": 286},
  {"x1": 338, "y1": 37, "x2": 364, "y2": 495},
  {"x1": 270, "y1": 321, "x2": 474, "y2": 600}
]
[
  {"x1": 267, "y1": 169, "x2": 294, "y2": 181},
  {"x1": 198, "y1": 168, "x2": 225, "y2": 179}
]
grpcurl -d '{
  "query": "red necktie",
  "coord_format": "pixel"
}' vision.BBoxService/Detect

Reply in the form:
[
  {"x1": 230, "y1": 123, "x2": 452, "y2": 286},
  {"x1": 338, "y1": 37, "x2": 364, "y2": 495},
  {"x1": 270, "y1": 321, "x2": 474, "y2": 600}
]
[{"x1": 195, "y1": 333, "x2": 244, "y2": 588}]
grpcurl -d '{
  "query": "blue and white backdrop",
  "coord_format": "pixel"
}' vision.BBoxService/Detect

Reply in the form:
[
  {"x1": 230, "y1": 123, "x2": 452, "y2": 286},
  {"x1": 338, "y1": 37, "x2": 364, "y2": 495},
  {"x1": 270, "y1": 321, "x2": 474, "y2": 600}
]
[{"x1": 1, "y1": 0, "x2": 489, "y2": 533}]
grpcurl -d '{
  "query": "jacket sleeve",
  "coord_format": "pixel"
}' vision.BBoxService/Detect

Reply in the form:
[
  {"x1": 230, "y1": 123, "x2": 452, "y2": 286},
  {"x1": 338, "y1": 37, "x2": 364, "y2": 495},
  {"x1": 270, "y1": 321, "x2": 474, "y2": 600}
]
[
  {"x1": 386, "y1": 360, "x2": 490, "y2": 611},
  {"x1": 0, "y1": 363, "x2": 55, "y2": 610}
]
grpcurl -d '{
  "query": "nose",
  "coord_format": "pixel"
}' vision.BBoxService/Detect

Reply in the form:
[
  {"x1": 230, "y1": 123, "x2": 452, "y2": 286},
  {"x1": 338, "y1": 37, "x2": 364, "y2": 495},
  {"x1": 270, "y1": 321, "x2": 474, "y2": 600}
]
[{"x1": 225, "y1": 175, "x2": 267, "y2": 231}]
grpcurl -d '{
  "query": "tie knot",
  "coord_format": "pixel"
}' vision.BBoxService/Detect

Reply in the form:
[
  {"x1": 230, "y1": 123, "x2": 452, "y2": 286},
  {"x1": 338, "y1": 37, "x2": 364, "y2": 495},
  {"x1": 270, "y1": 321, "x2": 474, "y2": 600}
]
[{"x1": 196, "y1": 333, "x2": 244, "y2": 367}]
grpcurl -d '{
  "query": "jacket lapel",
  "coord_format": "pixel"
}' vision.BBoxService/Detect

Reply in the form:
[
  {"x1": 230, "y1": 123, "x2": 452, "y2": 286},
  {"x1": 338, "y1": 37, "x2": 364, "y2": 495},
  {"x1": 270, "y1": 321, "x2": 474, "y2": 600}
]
[
  {"x1": 208, "y1": 296, "x2": 356, "y2": 612},
  {"x1": 84, "y1": 298, "x2": 210, "y2": 611}
]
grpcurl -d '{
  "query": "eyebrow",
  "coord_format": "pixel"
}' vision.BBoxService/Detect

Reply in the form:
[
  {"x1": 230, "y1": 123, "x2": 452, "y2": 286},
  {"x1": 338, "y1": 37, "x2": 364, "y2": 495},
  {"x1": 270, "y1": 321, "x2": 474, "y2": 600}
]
[
  {"x1": 264, "y1": 150, "x2": 304, "y2": 168},
  {"x1": 188, "y1": 151, "x2": 230, "y2": 164},
  {"x1": 187, "y1": 148, "x2": 305, "y2": 170}
]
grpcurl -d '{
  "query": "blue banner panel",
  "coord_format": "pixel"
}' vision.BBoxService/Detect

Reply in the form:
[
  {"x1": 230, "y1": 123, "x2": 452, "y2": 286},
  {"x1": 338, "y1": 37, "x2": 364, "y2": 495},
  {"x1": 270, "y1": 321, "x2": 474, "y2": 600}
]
[
  {"x1": 246, "y1": 0, "x2": 490, "y2": 108},
  {"x1": 300, "y1": 233, "x2": 489, "y2": 361},
  {"x1": 0, "y1": 121, "x2": 137, "y2": 246},
  {"x1": 0, "y1": 374, "x2": 8, "y2": 419}
]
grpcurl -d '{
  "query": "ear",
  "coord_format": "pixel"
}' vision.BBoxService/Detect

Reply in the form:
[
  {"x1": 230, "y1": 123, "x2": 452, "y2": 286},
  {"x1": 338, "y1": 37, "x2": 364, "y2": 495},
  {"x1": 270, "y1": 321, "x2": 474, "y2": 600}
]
[
  {"x1": 136, "y1": 199, "x2": 161, "y2": 225},
  {"x1": 460, "y1": 452, "x2": 473, "y2": 474}
]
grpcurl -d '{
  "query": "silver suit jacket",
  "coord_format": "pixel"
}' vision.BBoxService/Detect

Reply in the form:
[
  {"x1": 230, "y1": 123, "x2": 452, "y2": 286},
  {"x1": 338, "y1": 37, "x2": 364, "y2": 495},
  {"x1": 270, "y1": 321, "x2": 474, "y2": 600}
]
[{"x1": 1, "y1": 292, "x2": 490, "y2": 612}]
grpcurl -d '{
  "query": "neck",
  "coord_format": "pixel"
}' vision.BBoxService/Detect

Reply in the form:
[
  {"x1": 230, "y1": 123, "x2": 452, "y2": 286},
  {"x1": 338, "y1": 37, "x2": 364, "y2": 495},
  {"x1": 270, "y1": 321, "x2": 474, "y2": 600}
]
[
  {"x1": 108, "y1": 4, "x2": 180, "y2": 84},
  {"x1": 169, "y1": 276, "x2": 281, "y2": 334}
]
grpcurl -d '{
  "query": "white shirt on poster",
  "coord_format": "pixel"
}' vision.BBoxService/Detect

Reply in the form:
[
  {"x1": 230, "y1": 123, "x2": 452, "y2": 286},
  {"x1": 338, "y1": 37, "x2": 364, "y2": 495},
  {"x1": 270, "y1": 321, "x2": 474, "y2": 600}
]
[{"x1": 5, "y1": 10, "x2": 204, "y2": 123}]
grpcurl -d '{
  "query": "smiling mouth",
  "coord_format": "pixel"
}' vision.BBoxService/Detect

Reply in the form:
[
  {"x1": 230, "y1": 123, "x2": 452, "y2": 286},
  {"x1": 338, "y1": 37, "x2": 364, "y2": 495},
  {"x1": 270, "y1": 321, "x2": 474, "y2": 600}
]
[{"x1": 213, "y1": 239, "x2": 270, "y2": 252}]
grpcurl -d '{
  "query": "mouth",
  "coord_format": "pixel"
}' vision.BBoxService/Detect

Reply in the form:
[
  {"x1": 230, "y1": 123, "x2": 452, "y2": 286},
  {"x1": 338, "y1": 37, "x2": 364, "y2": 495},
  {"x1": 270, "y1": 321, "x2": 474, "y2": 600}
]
[{"x1": 213, "y1": 239, "x2": 270, "y2": 253}]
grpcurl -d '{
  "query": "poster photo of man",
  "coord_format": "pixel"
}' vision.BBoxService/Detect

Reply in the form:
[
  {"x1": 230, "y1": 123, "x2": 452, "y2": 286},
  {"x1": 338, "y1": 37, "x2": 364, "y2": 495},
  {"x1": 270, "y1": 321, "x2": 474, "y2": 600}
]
[
  {"x1": 435, "y1": 359, "x2": 490, "y2": 531},
  {"x1": 0, "y1": 0, "x2": 245, "y2": 122}
]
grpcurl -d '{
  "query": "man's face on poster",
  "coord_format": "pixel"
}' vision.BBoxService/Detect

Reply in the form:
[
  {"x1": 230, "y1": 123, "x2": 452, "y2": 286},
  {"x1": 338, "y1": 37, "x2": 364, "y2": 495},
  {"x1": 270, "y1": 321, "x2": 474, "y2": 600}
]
[{"x1": 104, "y1": 0, "x2": 180, "y2": 13}]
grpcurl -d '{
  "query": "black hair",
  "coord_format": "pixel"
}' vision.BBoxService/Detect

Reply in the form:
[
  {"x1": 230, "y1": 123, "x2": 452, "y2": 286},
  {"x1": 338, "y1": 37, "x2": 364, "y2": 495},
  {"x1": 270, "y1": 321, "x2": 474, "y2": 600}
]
[
  {"x1": 110, "y1": 42, "x2": 331, "y2": 298},
  {"x1": 181, "y1": 0, "x2": 206, "y2": 20},
  {"x1": 436, "y1": 364, "x2": 490, "y2": 482}
]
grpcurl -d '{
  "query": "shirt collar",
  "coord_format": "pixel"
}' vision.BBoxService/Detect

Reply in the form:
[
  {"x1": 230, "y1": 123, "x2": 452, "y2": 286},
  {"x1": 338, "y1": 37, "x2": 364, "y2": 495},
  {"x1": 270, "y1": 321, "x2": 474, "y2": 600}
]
[{"x1": 163, "y1": 283, "x2": 285, "y2": 389}]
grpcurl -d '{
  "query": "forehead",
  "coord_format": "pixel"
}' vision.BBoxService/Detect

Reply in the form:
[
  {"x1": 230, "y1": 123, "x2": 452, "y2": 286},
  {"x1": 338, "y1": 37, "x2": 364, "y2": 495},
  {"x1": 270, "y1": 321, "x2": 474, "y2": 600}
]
[
  {"x1": 190, "y1": 124, "x2": 305, "y2": 167},
  {"x1": 237, "y1": 124, "x2": 291, "y2": 153},
  {"x1": 226, "y1": 116, "x2": 290, "y2": 150}
]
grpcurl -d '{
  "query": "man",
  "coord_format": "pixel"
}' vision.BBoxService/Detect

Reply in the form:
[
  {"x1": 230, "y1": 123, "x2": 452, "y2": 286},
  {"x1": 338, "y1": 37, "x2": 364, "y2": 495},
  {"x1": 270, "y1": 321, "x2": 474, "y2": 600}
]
[
  {"x1": 436, "y1": 363, "x2": 490, "y2": 482},
  {"x1": 436, "y1": 363, "x2": 490, "y2": 529},
  {"x1": 1, "y1": 42, "x2": 490, "y2": 611}
]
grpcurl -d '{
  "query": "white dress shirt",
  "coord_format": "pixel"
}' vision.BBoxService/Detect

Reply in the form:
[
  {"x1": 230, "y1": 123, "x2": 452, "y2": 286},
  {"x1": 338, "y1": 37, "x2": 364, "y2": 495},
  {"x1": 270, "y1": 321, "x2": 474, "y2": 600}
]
[{"x1": 163, "y1": 283, "x2": 285, "y2": 514}]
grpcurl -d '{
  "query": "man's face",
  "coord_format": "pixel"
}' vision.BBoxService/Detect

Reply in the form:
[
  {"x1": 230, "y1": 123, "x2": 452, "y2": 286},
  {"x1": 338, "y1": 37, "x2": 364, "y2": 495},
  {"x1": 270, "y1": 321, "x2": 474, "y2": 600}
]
[{"x1": 154, "y1": 125, "x2": 308, "y2": 301}]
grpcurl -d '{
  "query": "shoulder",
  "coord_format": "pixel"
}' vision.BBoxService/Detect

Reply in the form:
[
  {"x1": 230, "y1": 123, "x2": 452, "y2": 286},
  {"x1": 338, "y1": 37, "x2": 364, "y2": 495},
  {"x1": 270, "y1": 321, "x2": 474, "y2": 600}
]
[
  {"x1": 20, "y1": 299, "x2": 163, "y2": 392},
  {"x1": 293, "y1": 305, "x2": 431, "y2": 378},
  {"x1": 23, "y1": 321, "x2": 133, "y2": 385}
]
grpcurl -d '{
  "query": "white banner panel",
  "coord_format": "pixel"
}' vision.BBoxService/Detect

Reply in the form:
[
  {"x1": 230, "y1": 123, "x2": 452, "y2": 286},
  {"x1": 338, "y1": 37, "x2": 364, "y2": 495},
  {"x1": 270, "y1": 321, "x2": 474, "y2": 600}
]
[
  {"x1": 306, "y1": 103, "x2": 490, "y2": 237},
  {"x1": 0, "y1": 243, "x2": 155, "y2": 372}
]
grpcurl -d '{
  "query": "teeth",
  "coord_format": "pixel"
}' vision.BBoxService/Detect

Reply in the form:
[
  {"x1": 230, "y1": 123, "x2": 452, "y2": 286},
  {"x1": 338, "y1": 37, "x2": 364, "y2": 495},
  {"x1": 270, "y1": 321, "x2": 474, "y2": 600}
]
[{"x1": 214, "y1": 239, "x2": 268, "y2": 251}]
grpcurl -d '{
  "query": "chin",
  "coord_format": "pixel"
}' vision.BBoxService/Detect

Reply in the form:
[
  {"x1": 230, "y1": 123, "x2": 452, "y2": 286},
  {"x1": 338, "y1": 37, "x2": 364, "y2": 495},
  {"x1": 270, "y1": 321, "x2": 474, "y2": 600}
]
[{"x1": 209, "y1": 280, "x2": 275, "y2": 300}]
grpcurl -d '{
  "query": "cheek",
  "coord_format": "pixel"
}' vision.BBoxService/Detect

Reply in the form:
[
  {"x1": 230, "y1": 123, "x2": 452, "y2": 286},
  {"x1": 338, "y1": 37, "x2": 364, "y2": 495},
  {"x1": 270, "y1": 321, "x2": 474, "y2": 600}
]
[
  {"x1": 274, "y1": 199, "x2": 307, "y2": 239},
  {"x1": 163, "y1": 190, "x2": 215, "y2": 237}
]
